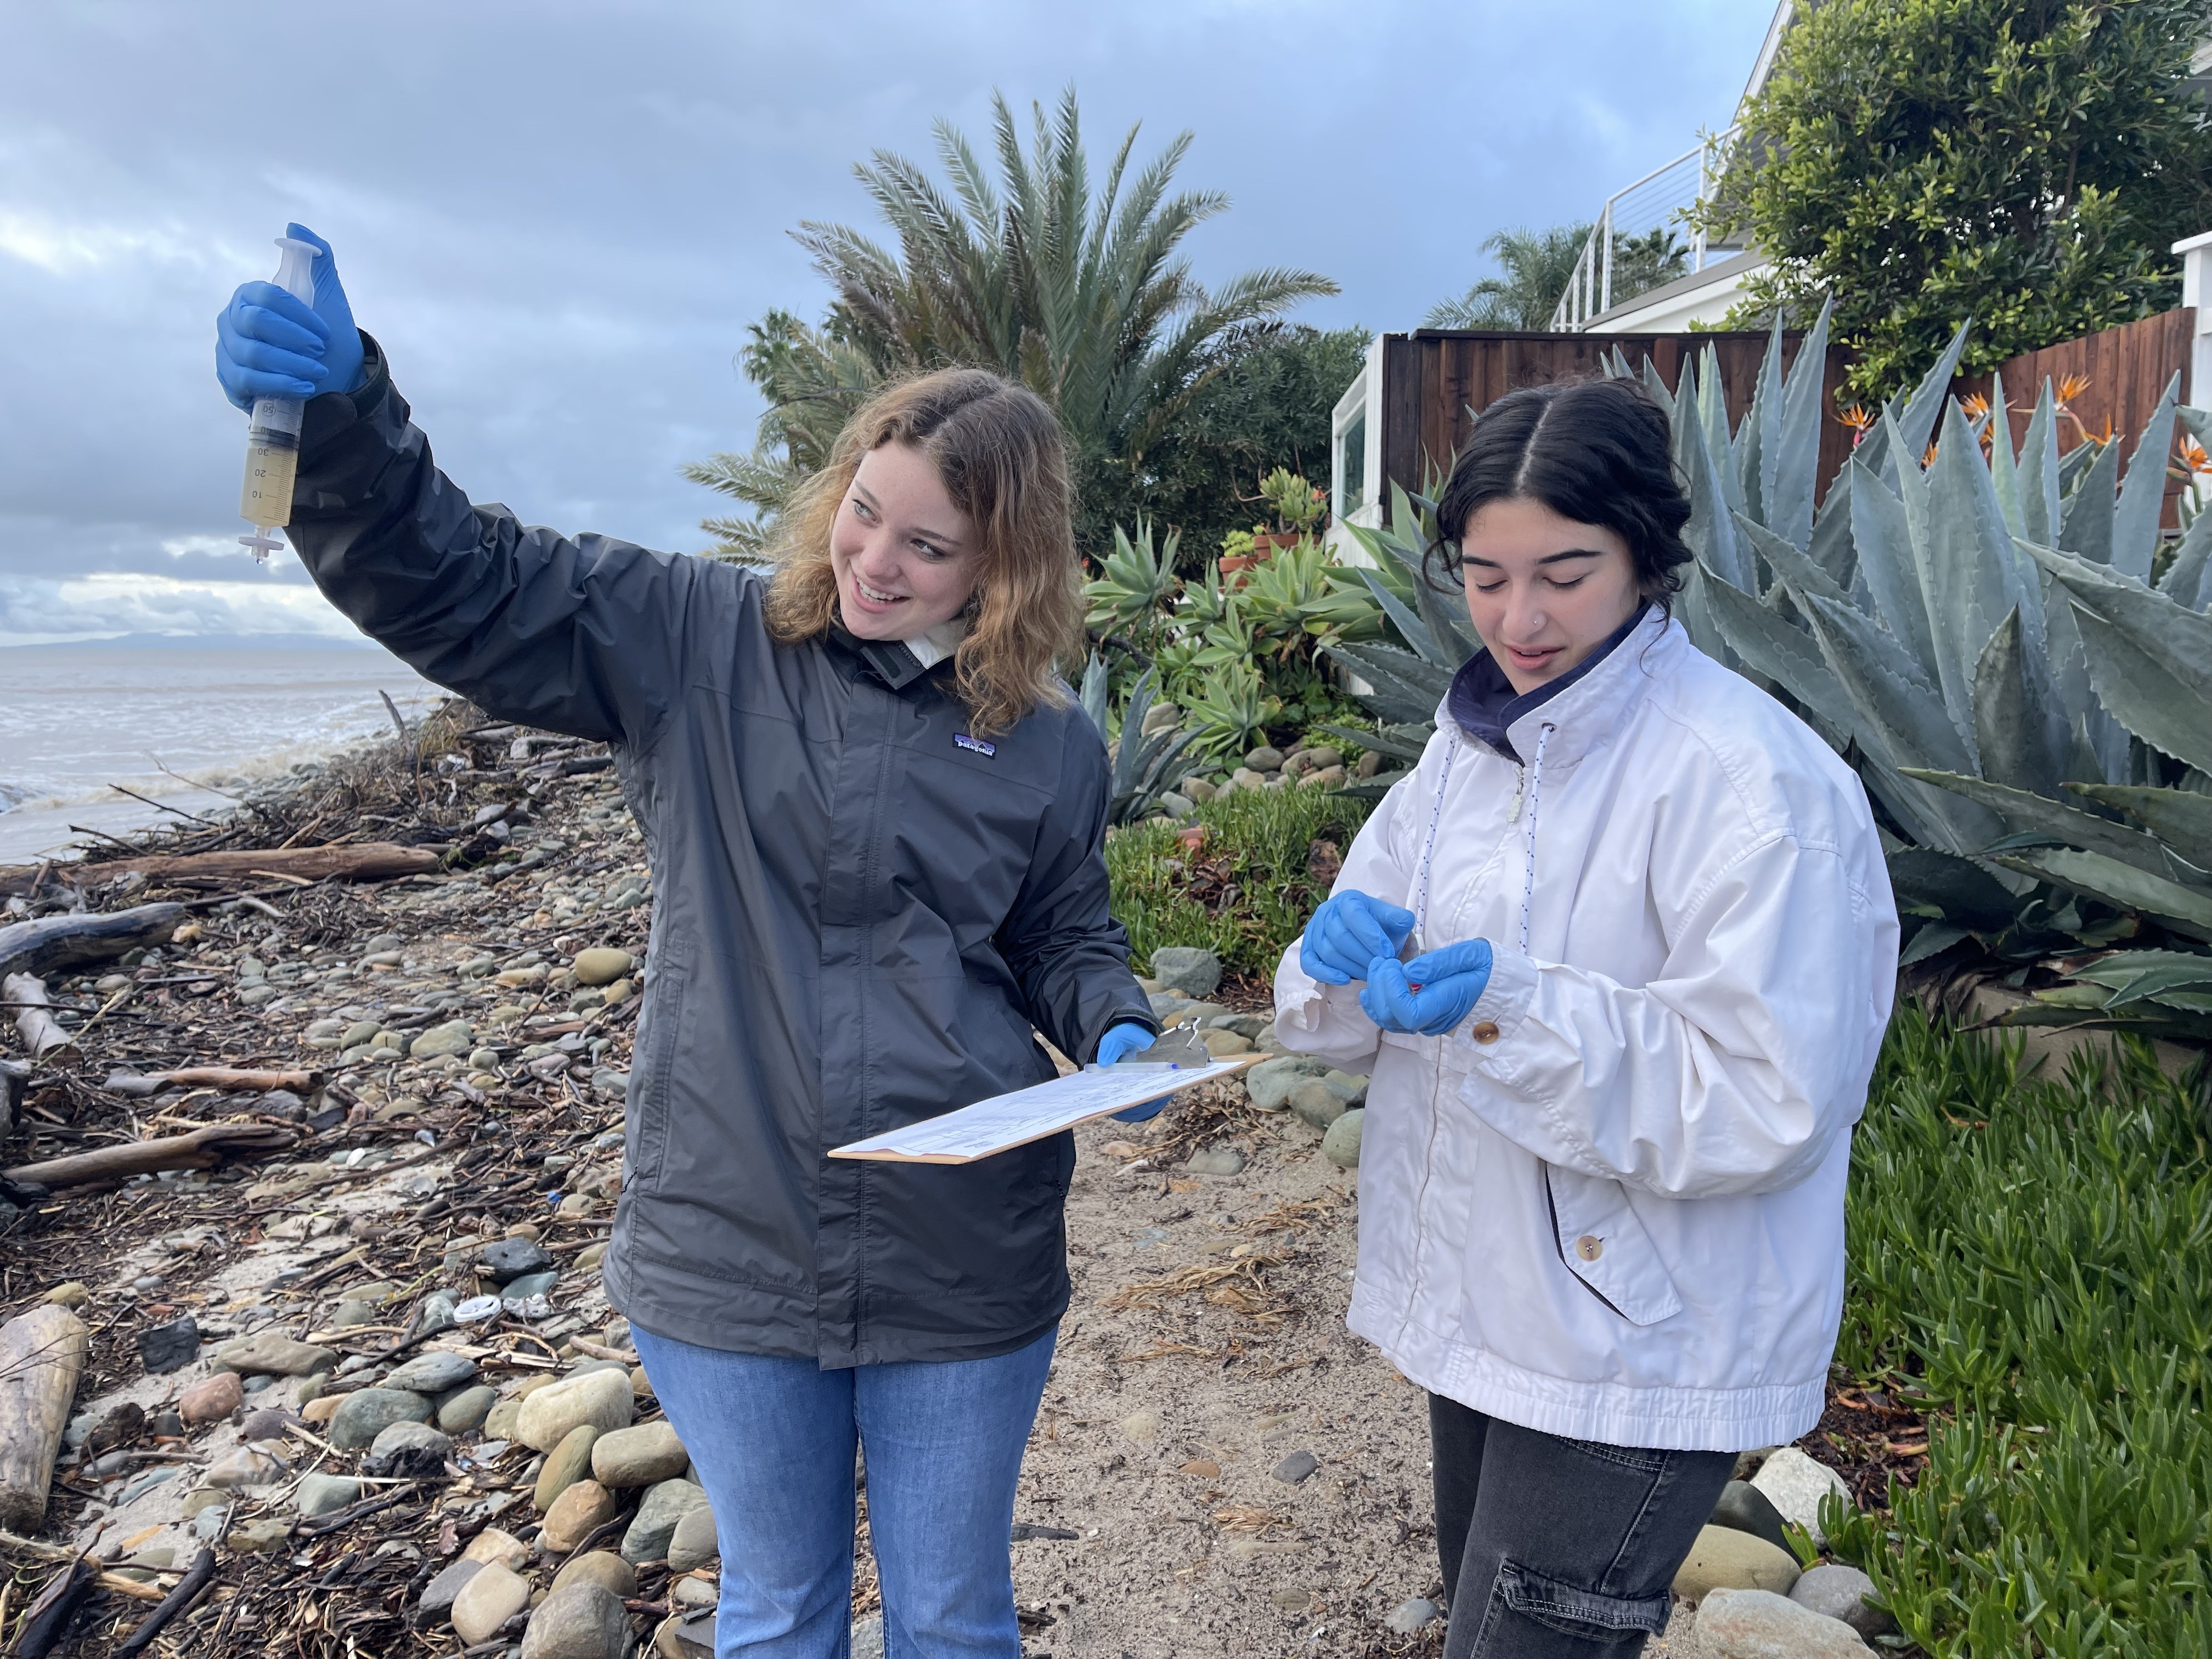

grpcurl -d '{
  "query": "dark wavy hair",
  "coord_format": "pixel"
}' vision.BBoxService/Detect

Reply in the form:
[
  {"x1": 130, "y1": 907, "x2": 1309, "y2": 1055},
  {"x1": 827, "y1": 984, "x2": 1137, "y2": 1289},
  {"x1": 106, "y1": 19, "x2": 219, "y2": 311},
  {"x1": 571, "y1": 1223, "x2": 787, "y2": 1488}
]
[{"x1": 1426, "y1": 377, "x2": 1693, "y2": 612}]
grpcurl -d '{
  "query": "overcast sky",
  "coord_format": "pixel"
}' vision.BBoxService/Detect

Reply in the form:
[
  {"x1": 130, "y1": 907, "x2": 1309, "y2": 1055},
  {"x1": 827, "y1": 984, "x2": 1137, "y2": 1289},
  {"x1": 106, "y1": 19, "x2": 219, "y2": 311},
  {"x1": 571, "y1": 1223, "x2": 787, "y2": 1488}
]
[{"x1": 0, "y1": 0, "x2": 1775, "y2": 644}]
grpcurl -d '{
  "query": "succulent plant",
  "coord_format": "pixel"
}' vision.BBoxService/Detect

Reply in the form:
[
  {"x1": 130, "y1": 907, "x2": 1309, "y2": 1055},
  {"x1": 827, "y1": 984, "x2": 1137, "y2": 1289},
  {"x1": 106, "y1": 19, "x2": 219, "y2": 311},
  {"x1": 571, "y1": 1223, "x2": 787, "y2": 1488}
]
[
  {"x1": 1079, "y1": 657, "x2": 1197, "y2": 826},
  {"x1": 1314, "y1": 481, "x2": 1481, "y2": 794},
  {"x1": 1650, "y1": 306, "x2": 2212, "y2": 1038}
]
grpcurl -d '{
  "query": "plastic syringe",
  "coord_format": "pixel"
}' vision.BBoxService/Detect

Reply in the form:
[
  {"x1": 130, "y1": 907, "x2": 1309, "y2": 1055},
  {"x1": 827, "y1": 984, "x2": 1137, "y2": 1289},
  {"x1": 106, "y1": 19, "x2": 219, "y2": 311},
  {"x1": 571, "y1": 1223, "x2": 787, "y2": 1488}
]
[{"x1": 238, "y1": 236, "x2": 320, "y2": 561}]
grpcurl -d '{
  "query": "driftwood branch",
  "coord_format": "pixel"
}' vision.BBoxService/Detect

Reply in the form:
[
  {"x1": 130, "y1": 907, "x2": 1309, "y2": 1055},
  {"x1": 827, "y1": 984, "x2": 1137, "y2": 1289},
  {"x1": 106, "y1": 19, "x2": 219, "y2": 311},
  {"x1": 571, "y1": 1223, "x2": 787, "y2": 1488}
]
[
  {"x1": 10, "y1": 1554, "x2": 98, "y2": 1659},
  {"x1": 3, "y1": 1122, "x2": 297, "y2": 1190},
  {"x1": 104, "y1": 1066, "x2": 324, "y2": 1098},
  {"x1": 3, "y1": 977, "x2": 76, "y2": 1065},
  {"x1": 113, "y1": 1544, "x2": 217, "y2": 1654},
  {"x1": 67, "y1": 843, "x2": 439, "y2": 889},
  {"x1": 0, "y1": 1305, "x2": 90, "y2": 1533},
  {"x1": 0, "y1": 904, "x2": 184, "y2": 984}
]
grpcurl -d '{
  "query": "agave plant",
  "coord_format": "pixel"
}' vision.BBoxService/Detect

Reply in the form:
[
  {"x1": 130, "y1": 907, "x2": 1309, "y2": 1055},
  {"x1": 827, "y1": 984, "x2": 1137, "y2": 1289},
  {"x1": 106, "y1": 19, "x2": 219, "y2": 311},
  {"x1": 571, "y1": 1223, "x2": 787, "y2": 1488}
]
[
  {"x1": 1311, "y1": 481, "x2": 1483, "y2": 794},
  {"x1": 1180, "y1": 659, "x2": 1280, "y2": 764},
  {"x1": 1083, "y1": 521, "x2": 1182, "y2": 655},
  {"x1": 1079, "y1": 657, "x2": 1197, "y2": 826},
  {"x1": 1649, "y1": 304, "x2": 2212, "y2": 1039}
]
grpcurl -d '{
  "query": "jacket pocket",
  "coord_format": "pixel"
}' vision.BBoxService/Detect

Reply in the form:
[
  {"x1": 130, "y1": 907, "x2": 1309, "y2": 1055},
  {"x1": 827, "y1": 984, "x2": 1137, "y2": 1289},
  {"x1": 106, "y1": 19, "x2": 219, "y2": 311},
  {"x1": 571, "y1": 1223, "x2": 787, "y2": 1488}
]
[
  {"x1": 626, "y1": 932, "x2": 692, "y2": 1192},
  {"x1": 1541, "y1": 1163, "x2": 1684, "y2": 1327}
]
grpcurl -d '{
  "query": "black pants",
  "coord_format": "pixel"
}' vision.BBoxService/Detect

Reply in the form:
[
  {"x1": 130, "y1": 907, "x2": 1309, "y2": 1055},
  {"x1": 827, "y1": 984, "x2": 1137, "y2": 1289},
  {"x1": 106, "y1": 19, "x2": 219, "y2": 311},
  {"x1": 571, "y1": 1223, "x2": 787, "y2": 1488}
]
[{"x1": 1430, "y1": 1393, "x2": 1734, "y2": 1658}]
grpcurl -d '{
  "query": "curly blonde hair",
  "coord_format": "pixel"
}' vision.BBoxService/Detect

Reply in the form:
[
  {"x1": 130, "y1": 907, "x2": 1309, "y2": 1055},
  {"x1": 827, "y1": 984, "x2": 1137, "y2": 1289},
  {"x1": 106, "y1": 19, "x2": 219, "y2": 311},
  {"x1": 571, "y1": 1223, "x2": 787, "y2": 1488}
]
[{"x1": 764, "y1": 368, "x2": 1084, "y2": 737}]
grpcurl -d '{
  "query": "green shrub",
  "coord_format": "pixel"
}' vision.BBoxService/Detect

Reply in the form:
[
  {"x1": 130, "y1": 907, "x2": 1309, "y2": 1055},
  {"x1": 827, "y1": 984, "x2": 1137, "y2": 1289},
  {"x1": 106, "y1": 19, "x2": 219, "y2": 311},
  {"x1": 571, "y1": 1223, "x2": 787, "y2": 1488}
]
[
  {"x1": 1107, "y1": 785, "x2": 1374, "y2": 978},
  {"x1": 1830, "y1": 1007, "x2": 2212, "y2": 1656}
]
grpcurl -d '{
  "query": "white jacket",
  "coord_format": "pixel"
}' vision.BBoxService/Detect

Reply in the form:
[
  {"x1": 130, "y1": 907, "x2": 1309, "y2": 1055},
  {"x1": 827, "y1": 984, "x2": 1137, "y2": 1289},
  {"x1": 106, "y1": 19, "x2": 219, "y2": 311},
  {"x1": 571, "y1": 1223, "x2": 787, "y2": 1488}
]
[{"x1": 1275, "y1": 612, "x2": 1897, "y2": 1451}]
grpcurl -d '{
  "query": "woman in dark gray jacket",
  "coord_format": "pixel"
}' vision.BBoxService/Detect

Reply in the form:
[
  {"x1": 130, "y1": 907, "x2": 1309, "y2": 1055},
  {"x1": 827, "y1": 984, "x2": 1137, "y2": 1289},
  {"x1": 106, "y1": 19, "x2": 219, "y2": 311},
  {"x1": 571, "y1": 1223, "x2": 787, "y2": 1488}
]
[{"x1": 216, "y1": 226, "x2": 1162, "y2": 1658}]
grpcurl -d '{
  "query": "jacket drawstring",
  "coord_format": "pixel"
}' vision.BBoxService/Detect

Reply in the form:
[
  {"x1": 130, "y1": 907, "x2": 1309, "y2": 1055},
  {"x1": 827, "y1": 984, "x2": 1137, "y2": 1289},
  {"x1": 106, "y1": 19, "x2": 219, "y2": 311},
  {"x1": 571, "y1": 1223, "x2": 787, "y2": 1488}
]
[
  {"x1": 1411, "y1": 732, "x2": 1459, "y2": 953},
  {"x1": 1414, "y1": 718, "x2": 1551, "y2": 959},
  {"x1": 1518, "y1": 721, "x2": 1554, "y2": 956}
]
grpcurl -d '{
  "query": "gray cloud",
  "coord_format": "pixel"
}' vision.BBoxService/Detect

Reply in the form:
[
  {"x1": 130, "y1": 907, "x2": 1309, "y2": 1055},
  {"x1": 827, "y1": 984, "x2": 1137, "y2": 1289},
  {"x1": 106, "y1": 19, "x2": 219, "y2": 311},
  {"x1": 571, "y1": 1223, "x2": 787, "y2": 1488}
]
[{"x1": 3, "y1": 0, "x2": 1772, "y2": 610}]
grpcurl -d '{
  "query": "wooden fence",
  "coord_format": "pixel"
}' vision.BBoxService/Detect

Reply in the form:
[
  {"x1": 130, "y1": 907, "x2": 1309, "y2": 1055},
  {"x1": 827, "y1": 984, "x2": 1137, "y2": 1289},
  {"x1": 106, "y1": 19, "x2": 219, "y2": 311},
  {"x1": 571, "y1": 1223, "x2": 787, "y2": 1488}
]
[
  {"x1": 1374, "y1": 329, "x2": 1858, "y2": 506},
  {"x1": 1373, "y1": 307, "x2": 2197, "y2": 523},
  {"x1": 1956, "y1": 307, "x2": 2199, "y2": 527}
]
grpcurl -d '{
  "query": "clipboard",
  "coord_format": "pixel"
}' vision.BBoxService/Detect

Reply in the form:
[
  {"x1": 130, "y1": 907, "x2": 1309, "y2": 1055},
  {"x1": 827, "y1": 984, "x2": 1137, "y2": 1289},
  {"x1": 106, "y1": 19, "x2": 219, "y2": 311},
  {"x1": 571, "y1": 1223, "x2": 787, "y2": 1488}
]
[{"x1": 827, "y1": 1026, "x2": 1261, "y2": 1165}]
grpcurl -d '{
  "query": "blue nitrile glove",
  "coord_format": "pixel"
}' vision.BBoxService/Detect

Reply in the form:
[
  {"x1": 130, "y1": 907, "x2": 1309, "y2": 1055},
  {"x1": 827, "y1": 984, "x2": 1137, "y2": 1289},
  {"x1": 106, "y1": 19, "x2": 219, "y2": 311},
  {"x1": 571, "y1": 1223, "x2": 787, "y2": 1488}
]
[
  {"x1": 215, "y1": 222, "x2": 364, "y2": 411},
  {"x1": 1098, "y1": 1022, "x2": 1177, "y2": 1123},
  {"x1": 1299, "y1": 890, "x2": 1417, "y2": 986},
  {"x1": 1360, "y1": 939, "x2": 1494, "y2": 1036}
]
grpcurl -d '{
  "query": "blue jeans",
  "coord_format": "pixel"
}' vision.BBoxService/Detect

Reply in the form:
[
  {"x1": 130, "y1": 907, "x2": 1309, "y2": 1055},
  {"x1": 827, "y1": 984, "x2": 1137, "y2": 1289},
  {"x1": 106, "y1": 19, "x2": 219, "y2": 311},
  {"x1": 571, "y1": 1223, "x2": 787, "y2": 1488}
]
[{"x1": 631, "y1": 1323, "x2": 1057, "y2": 1659}]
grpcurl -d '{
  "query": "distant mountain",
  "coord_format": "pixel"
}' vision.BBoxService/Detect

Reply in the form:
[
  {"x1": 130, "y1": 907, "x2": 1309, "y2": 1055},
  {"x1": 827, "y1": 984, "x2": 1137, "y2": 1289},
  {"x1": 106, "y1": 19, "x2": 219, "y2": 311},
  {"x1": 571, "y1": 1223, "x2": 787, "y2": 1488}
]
[{"x1": 0, "y1": 631, "x2": 380, "y2": 652}]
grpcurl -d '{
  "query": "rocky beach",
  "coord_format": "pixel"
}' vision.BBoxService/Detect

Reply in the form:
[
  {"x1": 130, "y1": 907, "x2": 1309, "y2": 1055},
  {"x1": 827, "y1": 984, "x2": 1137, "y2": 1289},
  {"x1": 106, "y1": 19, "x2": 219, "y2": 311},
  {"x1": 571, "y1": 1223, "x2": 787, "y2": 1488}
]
[{"x1": 0, "y1": 707, "x2": 1912, "y2": 1658}]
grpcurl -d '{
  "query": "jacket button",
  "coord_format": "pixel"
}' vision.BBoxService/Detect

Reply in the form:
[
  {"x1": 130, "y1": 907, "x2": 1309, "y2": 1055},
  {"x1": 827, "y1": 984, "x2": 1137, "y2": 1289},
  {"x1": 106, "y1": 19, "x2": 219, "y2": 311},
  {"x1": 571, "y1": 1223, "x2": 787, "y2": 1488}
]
[
  {"x1": 1575, "y1": 1235, "x2": 1604, "y2": 1261},
  {"x1": 1470, "y1": 1020, "x2": 1501, "y2": 1044}
]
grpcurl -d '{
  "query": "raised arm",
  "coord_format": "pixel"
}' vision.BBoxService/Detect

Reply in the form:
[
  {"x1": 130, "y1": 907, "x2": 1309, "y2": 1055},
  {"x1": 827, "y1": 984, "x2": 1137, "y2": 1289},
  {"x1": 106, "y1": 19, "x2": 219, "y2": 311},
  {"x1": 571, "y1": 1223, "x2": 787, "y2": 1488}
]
[{"x1": 216, "y1": 225, "x2": 708, "y2": 748}]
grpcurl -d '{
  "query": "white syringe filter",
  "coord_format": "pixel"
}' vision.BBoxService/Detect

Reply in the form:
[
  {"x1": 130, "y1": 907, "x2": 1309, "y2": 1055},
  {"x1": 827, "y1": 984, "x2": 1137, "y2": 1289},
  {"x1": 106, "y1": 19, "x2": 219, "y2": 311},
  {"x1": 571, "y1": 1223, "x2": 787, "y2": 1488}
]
[{"x1": 272, "y1": 236, "x2": 318, "y2": 307}]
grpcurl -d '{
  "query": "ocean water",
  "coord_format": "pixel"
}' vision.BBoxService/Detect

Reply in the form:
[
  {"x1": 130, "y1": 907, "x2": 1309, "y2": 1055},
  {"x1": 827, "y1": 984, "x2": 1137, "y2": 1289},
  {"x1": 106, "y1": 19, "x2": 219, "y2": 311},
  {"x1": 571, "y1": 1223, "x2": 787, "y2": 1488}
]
[{"x1": 0, "y1": 642, "x2": 443, "y2": 866}]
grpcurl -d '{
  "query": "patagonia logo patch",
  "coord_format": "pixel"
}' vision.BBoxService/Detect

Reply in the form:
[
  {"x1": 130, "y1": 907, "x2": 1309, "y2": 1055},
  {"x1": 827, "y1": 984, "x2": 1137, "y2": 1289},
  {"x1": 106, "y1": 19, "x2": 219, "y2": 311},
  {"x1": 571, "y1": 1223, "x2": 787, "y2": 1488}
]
[{"x1": 955, "y1": 733, "x2": 996, "y2": 757}]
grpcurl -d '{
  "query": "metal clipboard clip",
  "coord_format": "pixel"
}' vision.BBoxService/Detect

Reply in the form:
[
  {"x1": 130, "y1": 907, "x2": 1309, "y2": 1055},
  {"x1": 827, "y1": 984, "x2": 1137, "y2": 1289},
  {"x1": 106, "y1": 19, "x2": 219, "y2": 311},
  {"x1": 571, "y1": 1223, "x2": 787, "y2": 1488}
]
[{"x1": 1085, "y1": 1024, "x2": 1211, "y2": 1072}]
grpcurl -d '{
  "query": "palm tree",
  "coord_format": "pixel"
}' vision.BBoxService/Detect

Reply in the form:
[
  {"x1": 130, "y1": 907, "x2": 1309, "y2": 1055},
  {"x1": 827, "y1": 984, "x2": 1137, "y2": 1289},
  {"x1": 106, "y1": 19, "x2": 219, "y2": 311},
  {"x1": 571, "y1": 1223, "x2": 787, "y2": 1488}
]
[
  {"x1": 691, "y1": 88, "x2": 1338, "y2": 557},
  {"x1": 1423, "y1": 223, "x2": 1593, "y2": 329},
  {"x1": 684, "y1": 311, "x2": 877, "y2": 561}
]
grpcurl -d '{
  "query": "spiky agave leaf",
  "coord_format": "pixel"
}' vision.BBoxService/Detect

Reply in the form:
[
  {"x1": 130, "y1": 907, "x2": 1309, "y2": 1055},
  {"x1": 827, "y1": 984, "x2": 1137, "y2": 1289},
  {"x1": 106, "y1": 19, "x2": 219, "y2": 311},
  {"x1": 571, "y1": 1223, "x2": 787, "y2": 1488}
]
[
  {"x1": 2066, "y1": 783, "x2": 2212, "y2": 870},
  {"x1": 1987, "y1": 847, "x2": 2212, "y2": 944},
  {"x1": 1898, "y1": 767, "x2": 2184, "y2": 880},
  {"x1": 2155, "y1": 494, "x2": 2212, "y2": 612},
  {"x1": 1847, "y1": 454, "x2": 1941, "y2": 687},
  {"x1": 2109, "y1": 374, "x2": 2182, "y2": 585},
  {"x1": 1966, "y1": 607, "x2": 2068, "y2": 799},
  {"x1": 2015, "y1": 379, "x2": 2063, "y2": 548},
  {"x1": 1764, "y1": 295, "x2": 1834, "y2": 550},
  {"x1": 2024, "y1": 541, "x2": 2212, "y2": 775},
  {"x1": 1322, "y1": 641, "x2": 1452, "y2": 727}
]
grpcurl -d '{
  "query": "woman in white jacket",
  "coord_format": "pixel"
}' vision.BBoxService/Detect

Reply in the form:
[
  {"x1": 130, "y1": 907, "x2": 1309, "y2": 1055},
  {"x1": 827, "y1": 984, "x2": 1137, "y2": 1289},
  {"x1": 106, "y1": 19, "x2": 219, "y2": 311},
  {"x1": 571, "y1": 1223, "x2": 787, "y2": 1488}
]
[{"x1": 1276, "y1": 379, "x2": 1897, "y2": 1657}]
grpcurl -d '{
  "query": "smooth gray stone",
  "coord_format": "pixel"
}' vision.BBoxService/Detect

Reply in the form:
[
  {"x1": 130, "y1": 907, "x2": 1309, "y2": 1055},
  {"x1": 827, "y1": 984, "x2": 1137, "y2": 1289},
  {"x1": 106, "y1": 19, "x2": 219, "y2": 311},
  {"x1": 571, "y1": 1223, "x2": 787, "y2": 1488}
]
[
  {"x1": 850, "y1": 1614, "x2": 884, "y2": 1659},
  {"x1": 385, "y1": 1351, "x2": 479, "y2": 1393},
  {"x1": 326, "y1": 1387, "x2": 432, "y2": 1450},
  {"x1": 1148, "y1": 946, "x2": 1222, "y2": 997},
  {"x1": 620, "y1": 1478, "x2": 709, "y2": 1564},
  {"x1": 664, "y1": 1502, "x2": 720, "y2": 1572},
  {"x1": 501, "y1": 1269, "x2": 561, "y2": 1300},
  {"x1": 1244, "y1": 1056, "x2": 1330, "y2": 1111},
  {"x1": 418, "y1": 1556, "x2": 483, "y2": 1619},
  {"x1": 1709, "y1": 1479, "x2": 1793, "y2": 1557},
  {"x1": 1288, "y1": 1080, "x2": 1348, "y2": 1130},
  {"x1": 295, "y1": 1473, "x2": 363, "y2": 1518},
  {"x1": 1789, "y1": 1562, "x2": 1895, "y2": 1638},
  {"x1": 438, "y1": 1384, "x2": 499, "y2": 1434},
  {"x1": 519, "y1": 1581, "x2": 628, "y2": 1659},
  {"x1": 1321, "y1": 1107, "x2": 1364, "y2": 1169},
  {"x1": 1271, "y1": 1450, "x2": 1319, "y2": 1485}
]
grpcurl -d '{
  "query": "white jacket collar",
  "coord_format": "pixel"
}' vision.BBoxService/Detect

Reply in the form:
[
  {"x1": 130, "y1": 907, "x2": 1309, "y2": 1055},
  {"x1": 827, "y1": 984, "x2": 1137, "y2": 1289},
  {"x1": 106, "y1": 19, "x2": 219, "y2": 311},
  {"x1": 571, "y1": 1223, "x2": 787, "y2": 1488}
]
[{"x1": 902, "y1": 616, "x2": 969, "y2": 670}]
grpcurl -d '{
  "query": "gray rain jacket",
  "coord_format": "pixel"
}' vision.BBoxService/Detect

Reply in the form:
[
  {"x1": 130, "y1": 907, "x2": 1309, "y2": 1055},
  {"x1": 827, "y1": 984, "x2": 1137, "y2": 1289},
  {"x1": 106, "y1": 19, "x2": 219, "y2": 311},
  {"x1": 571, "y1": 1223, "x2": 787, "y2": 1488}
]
[{"x1": 288, "y1": 344, "x2": 1156, "y2": 1366}]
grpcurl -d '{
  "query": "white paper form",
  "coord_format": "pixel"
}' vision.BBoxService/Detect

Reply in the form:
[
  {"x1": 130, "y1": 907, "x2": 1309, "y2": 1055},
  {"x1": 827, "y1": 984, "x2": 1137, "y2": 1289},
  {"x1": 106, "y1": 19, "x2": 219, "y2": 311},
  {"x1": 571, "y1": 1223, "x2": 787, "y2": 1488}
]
[{"x1": 827, "y1": 1058, "x2": 1256, "y2": 1164}]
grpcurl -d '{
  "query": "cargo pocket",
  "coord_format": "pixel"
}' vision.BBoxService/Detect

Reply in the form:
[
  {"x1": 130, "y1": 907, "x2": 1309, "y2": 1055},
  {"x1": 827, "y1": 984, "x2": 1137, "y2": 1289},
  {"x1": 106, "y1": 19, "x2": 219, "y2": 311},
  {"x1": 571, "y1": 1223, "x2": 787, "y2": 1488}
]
[
  {"x1": 1470, "y1": 1558, "x2": 1672, "y2": 1653},
  {"x1": 1541, "y1": 1164, "x2": 1684, "y2": 1327}
]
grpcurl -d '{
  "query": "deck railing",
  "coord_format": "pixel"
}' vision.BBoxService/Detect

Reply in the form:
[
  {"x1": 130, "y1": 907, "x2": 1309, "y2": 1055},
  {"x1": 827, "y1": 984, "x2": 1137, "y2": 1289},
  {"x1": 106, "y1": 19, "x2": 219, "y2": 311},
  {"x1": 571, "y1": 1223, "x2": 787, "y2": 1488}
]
[{"x1": 1550, "y1": 131, "x2": 1743, "y2": 331}]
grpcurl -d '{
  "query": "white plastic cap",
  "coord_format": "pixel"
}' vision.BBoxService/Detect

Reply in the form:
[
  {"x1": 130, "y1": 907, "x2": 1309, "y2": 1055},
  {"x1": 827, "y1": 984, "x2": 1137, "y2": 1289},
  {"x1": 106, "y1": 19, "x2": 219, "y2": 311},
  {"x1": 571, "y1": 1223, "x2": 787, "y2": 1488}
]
[{"x1": 272, "y1": 236, "x2": 317, "y2": 307}]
